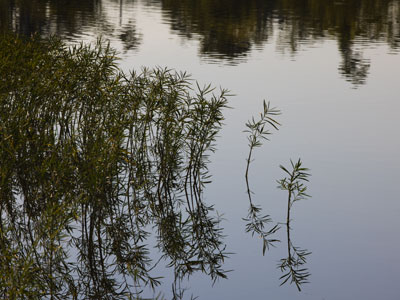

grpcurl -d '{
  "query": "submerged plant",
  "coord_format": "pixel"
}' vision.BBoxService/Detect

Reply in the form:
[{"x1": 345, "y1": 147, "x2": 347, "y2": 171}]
[
  {"x1": 277, "y1": 159, "x2": 311, "y2": 291},
  {"x1": 243, "y1": 100, "x2": 280, "y2": 254},
  {"x1": 0, "y1": 33, "x2": 229, "y2": 299}
]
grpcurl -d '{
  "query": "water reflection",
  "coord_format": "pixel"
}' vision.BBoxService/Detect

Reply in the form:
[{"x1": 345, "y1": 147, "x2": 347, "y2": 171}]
[
  {"x1": 156, "y1": 0, "x2": 399, "y2": 83},
  {"x1": 1, "y1": 0, "x2": 399, "y2": 84},
  {"x1": 0, "y1": 34, "x2": 229, "y2": 299},
  {"x1": 0, "y1": 0, "x2": 99, "y2": 36},
  {"x1": 243, "y1": 103, "x2": 313, "y2": 292},
  {"x1": 0, "y1": 0, "x2": 142, "y2": 50},
  {"x1": 277, "y1": 159, "x2": 311, "y2": 291},
  {"x1": 243, "y1": 101, "x2": 281, "y2": 254}
]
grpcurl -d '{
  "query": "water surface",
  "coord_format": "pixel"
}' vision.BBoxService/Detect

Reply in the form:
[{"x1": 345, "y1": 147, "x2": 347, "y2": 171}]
[{"x1": 1, "y1": 0, "x2": 400, "y2": 299}]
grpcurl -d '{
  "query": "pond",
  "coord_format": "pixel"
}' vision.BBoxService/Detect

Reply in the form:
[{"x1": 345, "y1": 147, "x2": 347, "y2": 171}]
[{"x1": 1, "y1": 0, "x2": 400, "y2": 299}]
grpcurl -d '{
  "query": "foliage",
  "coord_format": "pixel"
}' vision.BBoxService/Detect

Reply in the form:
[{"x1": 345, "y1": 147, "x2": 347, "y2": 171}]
[
  {"x1": 277, "y1": 159, "x2": 311, "y2": 291},
  {"x1": 243, "y1": 103, "x2": 313, "y2": 291},
  {"x1": 243, "y1": 100, "x2": 280, "y2": 255},
  {"x1": 0, "y1": 33, "x2": 229, "y2": 299}
]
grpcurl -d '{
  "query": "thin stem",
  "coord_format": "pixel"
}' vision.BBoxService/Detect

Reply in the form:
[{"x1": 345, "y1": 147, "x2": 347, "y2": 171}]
[
  {"x1": 245, "y1": 145, "x2": 254, "y2": 204},
  {"x1": 243, "y1": 101, "x2": 281, "y2": 254},
  {"x1": 278, "y1": 159, "x2": 311, "y2": 291},
  {"x1": 286, "y1": 188, "x2": 292, "y2": 265}
]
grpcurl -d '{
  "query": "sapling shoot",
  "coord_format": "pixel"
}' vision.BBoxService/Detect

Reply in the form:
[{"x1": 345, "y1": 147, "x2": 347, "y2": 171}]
[
  {"x1": 277, "y1": 159, "x2": 311, "y2": 291},
  {"x1": 243, "y1": 100, "x2": 281, "y2": 254}
]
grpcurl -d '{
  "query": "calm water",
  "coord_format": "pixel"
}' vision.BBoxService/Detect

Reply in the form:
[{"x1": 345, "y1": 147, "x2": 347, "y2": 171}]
[{"x1": 2, "y1": 0, "x2": 400, "y2": 299}]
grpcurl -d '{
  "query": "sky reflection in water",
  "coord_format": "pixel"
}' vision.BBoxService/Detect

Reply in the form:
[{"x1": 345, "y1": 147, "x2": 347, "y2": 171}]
[{"x1": 1, "y1": 0, "x2": 400, "y2": 299}]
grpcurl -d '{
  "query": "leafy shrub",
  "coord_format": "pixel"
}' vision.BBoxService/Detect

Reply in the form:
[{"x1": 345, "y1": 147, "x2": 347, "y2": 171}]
[{"x1": 0, "y1": 33, "x2": 229, "y2": 299}]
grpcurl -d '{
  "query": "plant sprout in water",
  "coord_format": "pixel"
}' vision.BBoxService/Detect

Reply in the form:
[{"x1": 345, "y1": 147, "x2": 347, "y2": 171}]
[
  {"x1": 243, "y1": 100, "x2": 281, "y2": 254},
  {"x1": 243, "y1": 103, "x2": 313, "y2": 292},
  {"x1": 277, "y1": 159, "x2": 312, "y2": 291}
]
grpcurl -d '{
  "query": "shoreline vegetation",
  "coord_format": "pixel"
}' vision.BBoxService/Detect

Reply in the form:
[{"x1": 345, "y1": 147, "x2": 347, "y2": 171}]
[
  {"x1": 0, "y1": 33, "x2": 311, "y2": 299},
  {"x1": 0, "y1": 33, "x2": 229, "y2": 299}
]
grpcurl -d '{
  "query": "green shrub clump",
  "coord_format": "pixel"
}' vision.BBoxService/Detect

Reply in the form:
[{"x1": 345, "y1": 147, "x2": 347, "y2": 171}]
[{"x1": 0, "y1": 34, "x2": 229, "y2": 299}]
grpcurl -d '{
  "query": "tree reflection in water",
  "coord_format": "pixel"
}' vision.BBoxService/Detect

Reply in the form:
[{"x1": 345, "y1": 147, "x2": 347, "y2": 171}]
[
  {"x1": 158, "y1": 0, "x2": 399, "y2": 83},
  {"x1": 1, "y1": 0, "x2": 399, "y2": 84},
  {"x1": 0, "y1": 0, "x2": 142, "y2": 52}
]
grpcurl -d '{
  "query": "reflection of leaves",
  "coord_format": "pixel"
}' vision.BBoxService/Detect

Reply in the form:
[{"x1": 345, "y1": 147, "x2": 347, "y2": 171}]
[
  {"x1": 119, "y1": 23, "x2": 142, "y2": 51},
  {"x1": 339, "y1": 50, "x2": 371, "y2": 86},
  {"x1": 160, "y1": 0, "x2": 275, "y2": 60},
  {"x1": 157, "y1": 0, "x2": 399, "y2": 79},
  {"x1": 277, "y1": 159, "x2": 311, "y2": 291},
  {"x1": 278, "y1": 244, "x2": 311, "y2": 291},
  {"x1": 278, "y1": 245, "x2": 311, "y2": 291},
  {"x1": 244, "y1": 204, "x2": 280, "y2": 255},
  {"x1": 2, "y1": 0, "x2": 399, "y2": 82},
  {"x1": 1, "y1": 0, "x2": 102, "y2": 35}
]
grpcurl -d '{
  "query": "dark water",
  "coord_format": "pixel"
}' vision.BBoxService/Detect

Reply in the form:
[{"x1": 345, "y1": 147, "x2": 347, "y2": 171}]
[
  {"x1": 2, "y1": 0, "x2": 400, "y2": 299},
  {"x1": 2, "y1": 0, "x2": 400, "y2": 85}
]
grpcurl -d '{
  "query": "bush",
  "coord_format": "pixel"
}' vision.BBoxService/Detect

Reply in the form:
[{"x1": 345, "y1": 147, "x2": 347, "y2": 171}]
[{"x1": 0, "y1": 33, "x2": 229, "y2": 299}]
